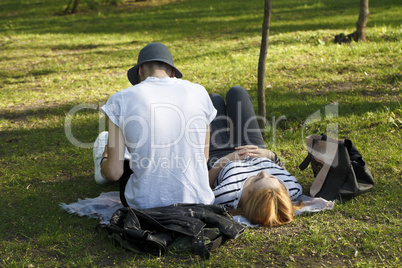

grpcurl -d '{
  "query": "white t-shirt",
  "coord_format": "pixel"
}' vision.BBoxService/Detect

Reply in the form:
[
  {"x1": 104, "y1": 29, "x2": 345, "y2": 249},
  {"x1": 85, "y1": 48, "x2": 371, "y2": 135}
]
[
  {"x1": 101, "y1": 77, "x2": 217, "y2": 209},
  {"x1": 213, "y1": 157, "x2": 302, "y2": 209}
]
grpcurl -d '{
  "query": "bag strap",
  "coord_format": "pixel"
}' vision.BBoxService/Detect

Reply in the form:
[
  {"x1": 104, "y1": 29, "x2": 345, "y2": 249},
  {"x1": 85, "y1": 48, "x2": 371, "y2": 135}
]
[
  {"x1": 192, "y1": 229, "x2": 210, "y2": 259},
  {"x1": 307, "y1": 134, "x2": 340, "y2": 197},
  {"x1": 204, "y1": 229, "x2": 224, "y2": 252},
  {"x1": 299, "y1": 133, "x2": 326, "y2": 171},
  {"x1": 344, "y1": 139, "x2": 365, "y2": 164},
  {"x1": 299, "y1": 153, "x2": 312, "y2": 171}
]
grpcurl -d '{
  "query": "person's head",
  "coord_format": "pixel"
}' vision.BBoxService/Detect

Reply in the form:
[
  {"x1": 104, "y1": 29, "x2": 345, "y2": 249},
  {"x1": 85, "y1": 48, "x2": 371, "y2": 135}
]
[
  {"x1": 238, "y1": 171, "x2": 301, "y2": 227},
  {"x1": 127, "y1": 42, "x2": 183, "y2": 85}
]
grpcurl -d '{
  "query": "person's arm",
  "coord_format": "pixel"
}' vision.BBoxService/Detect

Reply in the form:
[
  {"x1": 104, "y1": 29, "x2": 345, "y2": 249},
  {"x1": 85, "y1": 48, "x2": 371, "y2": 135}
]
[
  {"x1": 235, "y1": 145, "x2": 285, "y2": 168},
  {"x1": 208, "y1": 152, "x2": 236, "y2": 187},
  {"x1": 101, "y1": 118, "x2": 125, "y2": 181},
  {"x1": 208, "y1": 145, "x2": 278, "y2": 188},
  {"x1": 204, "y1": 125, "x2": 210, "y2": 161},
  {"x1": 234, "y1": 145, "x2": 276, "y2": 161}
]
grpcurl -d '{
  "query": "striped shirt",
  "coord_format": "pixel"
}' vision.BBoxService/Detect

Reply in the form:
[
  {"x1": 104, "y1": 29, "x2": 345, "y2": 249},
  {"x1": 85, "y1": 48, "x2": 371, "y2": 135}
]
[{"x1": 213, "y1": 157, "x2": 302, "y2": 209}]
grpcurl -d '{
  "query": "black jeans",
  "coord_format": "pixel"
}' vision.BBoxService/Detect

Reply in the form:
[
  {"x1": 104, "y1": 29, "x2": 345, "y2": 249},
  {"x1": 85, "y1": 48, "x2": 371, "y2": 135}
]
[
  {"x1": 119, "y1": 159, "x2": 133, "y2": 207},
  {"x1": 208, "y1": 86, "x2": 266, "y2": 169}
]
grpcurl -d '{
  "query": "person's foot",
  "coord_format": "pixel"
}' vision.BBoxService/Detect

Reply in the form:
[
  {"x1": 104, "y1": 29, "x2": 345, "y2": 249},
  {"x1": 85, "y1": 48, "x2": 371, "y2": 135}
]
[{"x1": 93, "y1": 131, "x2": 109, "y2": 184}]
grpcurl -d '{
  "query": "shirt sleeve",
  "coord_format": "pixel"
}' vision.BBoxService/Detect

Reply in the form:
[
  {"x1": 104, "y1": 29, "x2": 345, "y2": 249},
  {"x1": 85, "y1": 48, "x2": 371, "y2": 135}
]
[
  {"x1": 207, "y1": 99, "x2": 217, "y2": 124},
  {"x1": 100, "y1": 92, "x2": 123, "y2": 128},
  {"x1": 198, "y1": 85, "x2": 217, "y2": 124}
]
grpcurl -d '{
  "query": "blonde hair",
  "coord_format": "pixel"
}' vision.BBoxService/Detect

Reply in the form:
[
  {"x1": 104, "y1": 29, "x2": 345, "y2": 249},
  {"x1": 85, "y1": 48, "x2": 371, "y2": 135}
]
[{"x1": 231, "y1": 184, "x2": 302, "y2": 227}]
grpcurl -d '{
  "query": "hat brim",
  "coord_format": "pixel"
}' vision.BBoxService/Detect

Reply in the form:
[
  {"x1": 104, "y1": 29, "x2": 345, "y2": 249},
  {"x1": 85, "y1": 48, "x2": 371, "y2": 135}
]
[{"x1": 127, "y1": 61, "x2": 183, "y2": 86}]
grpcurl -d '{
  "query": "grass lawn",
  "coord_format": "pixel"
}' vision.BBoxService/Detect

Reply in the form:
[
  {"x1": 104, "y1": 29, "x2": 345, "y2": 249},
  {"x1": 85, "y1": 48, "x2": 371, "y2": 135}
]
[{"x1": 0, "y1": 0, "x2": 401, "y2": 266}]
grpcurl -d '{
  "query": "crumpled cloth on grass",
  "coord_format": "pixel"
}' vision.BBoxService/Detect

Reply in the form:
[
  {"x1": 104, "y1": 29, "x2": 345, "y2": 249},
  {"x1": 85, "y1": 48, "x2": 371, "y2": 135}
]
[
  {"x1": 60, "y1": 192, "x2": 334, "y2": 227},
  {"x1": 60, "y1": 192, "x2": 123, "y2": 225}
]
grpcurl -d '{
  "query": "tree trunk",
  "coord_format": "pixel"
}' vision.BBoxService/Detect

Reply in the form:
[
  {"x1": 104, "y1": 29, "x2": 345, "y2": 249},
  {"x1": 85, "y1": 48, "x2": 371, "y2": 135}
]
[
  {"x1": 64, "y1": 0, "x2": 80, "y2": 14},
  {"x1": 71, "y1": 0, "x2": 81, "y2": 14},
  {"x1": 356, "y1": 0, "x2": 369, "y2": 41},
  {"x1": 257, "y1": 0, "x2": 272, "y2": 131}
]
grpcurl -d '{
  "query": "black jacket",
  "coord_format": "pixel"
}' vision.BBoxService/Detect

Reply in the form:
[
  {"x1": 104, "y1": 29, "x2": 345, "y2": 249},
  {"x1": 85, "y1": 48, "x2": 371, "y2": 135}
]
[{"x1": 101, "y1": 203, "x2": 246, "y2": 258}]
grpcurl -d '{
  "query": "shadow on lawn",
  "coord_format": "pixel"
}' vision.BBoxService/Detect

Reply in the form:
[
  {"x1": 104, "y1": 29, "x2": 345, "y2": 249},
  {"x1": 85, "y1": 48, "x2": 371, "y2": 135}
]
[
  {"x1": 0, "y1": 103, "x2": 102, "y2": 160},
  {"x1": 1, "y1": 91, "x2": 400, "y2": 159},
  {"x1": 1, "y1": 0, "x2": 401, "y2": 38}
]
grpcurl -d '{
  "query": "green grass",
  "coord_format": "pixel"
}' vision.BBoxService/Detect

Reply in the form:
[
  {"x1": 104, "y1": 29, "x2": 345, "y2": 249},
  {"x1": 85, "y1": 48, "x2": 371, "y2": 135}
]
[{"x1": 1, "y1": 0, "x2": 401, "y2": 267}]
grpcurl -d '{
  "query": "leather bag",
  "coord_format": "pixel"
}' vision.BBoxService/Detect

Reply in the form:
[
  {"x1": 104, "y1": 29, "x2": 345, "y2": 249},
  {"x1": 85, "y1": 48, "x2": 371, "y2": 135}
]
[{"x1": 299, "y1": 134, "x2": 374, "y2": 202}]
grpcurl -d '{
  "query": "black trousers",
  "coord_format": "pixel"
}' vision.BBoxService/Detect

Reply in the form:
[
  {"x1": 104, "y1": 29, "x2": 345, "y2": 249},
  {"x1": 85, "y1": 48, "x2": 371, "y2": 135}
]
[
  {"x1": 207, "y1": 86, "x2": 266, "y2": 169},
  {"x1": 119, "y1": 159, "x2": 133, "y2": 207}
]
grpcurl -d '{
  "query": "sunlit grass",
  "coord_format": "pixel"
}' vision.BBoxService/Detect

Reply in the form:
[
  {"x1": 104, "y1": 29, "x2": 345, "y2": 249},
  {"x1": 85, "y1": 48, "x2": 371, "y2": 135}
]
[{"x1": 0, "y1": 0, "x2": 401, "y2": 267}]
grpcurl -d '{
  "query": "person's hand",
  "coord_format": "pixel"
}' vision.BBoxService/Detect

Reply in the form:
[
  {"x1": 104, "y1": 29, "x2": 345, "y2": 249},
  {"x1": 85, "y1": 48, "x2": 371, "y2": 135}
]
[
  {"x1": 102, "y1": 144, "x2": 108, "y2": 158},
  {"x1": 234, "y1": 145, "x2": 276, "y2": 160}
]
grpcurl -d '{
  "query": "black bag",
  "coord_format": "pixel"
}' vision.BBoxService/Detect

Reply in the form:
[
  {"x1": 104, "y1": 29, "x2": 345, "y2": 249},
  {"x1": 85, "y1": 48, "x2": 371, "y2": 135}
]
[{"x1": 299, "y1": 134, "x2": 374, "y2": 202}]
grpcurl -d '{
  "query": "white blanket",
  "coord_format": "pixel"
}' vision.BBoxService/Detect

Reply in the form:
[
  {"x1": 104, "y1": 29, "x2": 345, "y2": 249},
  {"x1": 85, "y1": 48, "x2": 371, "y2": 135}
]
[{"x1": 60, "y1": 192, "x2": 335, "y2": 226}]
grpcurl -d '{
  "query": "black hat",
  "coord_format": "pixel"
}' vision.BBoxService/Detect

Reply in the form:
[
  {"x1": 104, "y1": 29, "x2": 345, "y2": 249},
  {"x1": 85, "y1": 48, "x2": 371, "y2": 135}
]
[{"x1": 127, "y1": 43, "x2": 183, "y2": 85}]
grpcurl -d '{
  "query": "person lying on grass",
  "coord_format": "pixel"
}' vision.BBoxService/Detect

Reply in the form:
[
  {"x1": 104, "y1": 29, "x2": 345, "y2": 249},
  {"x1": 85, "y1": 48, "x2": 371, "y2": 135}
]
[{"x1": 207, "y1": 86, "x2": 303, "y2": 227}]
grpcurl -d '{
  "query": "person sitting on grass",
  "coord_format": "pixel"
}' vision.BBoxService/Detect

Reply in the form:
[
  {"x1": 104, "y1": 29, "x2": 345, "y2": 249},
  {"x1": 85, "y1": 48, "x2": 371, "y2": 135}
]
[
  {"x1": 94, "y1": 42, "x2": 216, "y2": 209},
  {"x1": 208, "y1": 86, "x2": 303, "y2": 227}
]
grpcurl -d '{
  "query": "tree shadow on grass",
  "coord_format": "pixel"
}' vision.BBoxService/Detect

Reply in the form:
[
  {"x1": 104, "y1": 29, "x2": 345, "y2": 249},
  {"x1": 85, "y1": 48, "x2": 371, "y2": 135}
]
[
  {"x1": 1, "y1": 87, "x2": 400, "y2": 161},
  {"x1": 0, "y1": 103, "x2": 102, "y2": 162},
  {"x1": 256, "y1": 88, "x2": 400, "y2": 121},
  {"x1": 0, "y1": 99, "x2": 400, "y2": 266},
  {"x1": 1, "y1": 0, "x2": 401, "y2": 38}
]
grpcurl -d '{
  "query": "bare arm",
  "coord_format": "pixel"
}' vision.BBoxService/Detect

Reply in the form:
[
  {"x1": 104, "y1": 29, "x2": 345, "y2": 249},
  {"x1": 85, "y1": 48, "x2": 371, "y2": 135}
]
[
  {"x1": 100, "y1": 118, "x2": 125, "y2": 181},
  {"x1": 208, "y1": 152, "x2": 236, "y2": 187},
  {"x1": 204, "y1": 125, "x2": 210, "y2": 161},
  {"x1": 234, "y1": 145, "x2": 276, "y2": 160}
]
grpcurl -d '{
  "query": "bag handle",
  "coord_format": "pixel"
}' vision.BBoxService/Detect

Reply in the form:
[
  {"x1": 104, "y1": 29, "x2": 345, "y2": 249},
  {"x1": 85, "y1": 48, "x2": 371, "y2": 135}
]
[
  {"x1": 299, "y1": 133, "x2": 326, "y2": 171},
  {"x1": 299, "y1": 153, "x2": 312, "y2": 171}
]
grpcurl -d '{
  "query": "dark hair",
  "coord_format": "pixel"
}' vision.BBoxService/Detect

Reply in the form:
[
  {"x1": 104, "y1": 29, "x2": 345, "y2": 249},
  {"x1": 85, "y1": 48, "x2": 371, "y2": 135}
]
[{"x1": 142, "y1": 61, "x2": 173, "y2": 72}]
